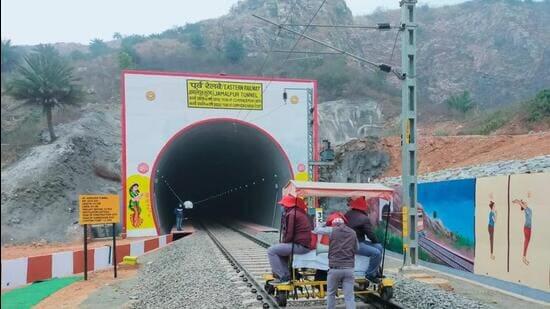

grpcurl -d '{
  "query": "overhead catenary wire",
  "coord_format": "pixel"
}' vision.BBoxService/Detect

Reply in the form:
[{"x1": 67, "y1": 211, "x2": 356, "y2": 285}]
[
  {"x1": 389, "y1": 28, "x2": 402, "y2": 64},
  {"x1": 280, "y1": 23, "x2": 397, "y2": 29},
  {"x1": 242, "y1": 0, "x2": 328, "y2": 121},
  {"x1": 277, "y1": 0, "x2": 328, "y2": 69},
  {"x1": 257, "y1": 0, "x2": 301, "y2": 76},
  {"x1": 252, "y1": 14, "x2": 406, "y2": 80},
  {"x1": 269, "y1": 50, "x2": 343, "y2": 55},
  {"x1": 237, "y1": 0, "x2": 299, "y2": 121}
]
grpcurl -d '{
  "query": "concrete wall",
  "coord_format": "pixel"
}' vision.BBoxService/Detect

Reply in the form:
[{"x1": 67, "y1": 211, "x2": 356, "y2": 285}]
[
  {"x1": 1, "y1": 234, "x2": 174, "y2": 289},
  {"x1": 372, "y1": 172, "x2": 549, "y2": 292},
  {"x1": 474, "y1": 173, "x2": 550, "y2": 292}
]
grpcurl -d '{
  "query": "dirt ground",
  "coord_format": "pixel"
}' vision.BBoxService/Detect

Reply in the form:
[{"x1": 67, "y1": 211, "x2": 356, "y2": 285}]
[
  {"x1": 382, "y1": 132, "x2": 550, "y2": 177},
  {"x1": 34, "y1": 265, "x2": 138, "y2": 309},
  {"x1": 1, "y1": 237, "x2": 154, "y2": 259}
]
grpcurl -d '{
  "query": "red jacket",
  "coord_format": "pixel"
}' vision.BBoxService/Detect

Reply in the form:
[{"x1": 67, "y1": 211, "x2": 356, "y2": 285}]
[{"x1": 282, "y1": 207, "x2": 312, "y2": 248}]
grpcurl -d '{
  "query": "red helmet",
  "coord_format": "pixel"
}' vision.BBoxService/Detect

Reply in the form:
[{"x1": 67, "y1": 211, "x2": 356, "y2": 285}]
[
  {"x1": 349, "y1": 196, "x2": 368, "y2": 211},
  {"x1": 278, "y1": 195, "x2": 296, "y2": 208},
  {"x1": 326, "y1": 212, "x2": 348, "y2": 226}
]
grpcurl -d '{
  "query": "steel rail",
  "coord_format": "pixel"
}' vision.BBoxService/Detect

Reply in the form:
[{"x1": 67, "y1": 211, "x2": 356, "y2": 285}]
[{"x1": 202, "y1": 222, "x2": 280, "y2": 308}]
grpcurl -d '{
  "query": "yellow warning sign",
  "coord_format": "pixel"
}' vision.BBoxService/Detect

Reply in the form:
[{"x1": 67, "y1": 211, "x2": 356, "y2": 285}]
[
  {"x1": 187, "y1": 79, "x2": 263, "y2": 110},
  {"x1": 402, "y1": 206, "x2": 409, "y2": 237},
  {"x1": 79, "y1": 195, "x2": 120, "y2": 225}
]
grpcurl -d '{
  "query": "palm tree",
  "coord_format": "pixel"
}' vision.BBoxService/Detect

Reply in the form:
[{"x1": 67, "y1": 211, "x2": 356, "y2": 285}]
[
  {"x1": 1, "y1": 39, "x2": 20, "y2": 72},
  {"x1": 5, "y1": 44, "x2": 83, "y2": 142}
]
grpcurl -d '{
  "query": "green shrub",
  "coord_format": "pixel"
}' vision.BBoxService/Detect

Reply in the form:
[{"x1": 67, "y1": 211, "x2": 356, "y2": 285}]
[
  {"x1": 445, "y1": 91, "x2": 476, "y2": 114},
  {"x1": 118, "y1": 51, "x2": 135, "y2": 69},
  {"x1": 526, "y1": 89, "x2": 550, "y2": 122},
  {"x1": 468, "y1": 110, "x2": 510, "y2": 135}
]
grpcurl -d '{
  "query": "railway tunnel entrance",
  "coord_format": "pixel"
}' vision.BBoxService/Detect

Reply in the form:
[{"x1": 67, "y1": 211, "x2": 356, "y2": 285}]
[{"x1": 152, "y1": 119, "x2": 293, "y2": 235}]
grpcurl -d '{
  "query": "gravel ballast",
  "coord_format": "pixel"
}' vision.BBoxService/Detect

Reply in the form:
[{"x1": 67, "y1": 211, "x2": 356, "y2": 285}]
[
  {"x1": 392, "y1": 276, "x2": 488, "y2": 309},
  {"x1": 382, "y1": 155, "x2": 550, "y2": 185},
  {"x1": 127, "y1": 231, "x2": 245, "y2": 308}
]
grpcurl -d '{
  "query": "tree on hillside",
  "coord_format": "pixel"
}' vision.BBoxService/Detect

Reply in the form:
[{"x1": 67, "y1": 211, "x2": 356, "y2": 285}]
[
  {"x1": 224, "y1": 39, "x2": 245, "y2": 64},
  {"x1": 118, "y1": 51, "x2": 135, "y2": 70},
  {"x1": 190, "y1": 32, "x2": 205, "y2": 50},
  {"x1": 89, "y1": 38, "x2": 109, "y2": 57},
  {"x1": 1, "y1": 39, "x2": 20, "y2": 72},
  {"x1": 5, "y1": 45, "x2": 83, "y2": 142},
  {"x1": 113, "y1": 32, "x2": 123, "y2": 40},
  {"x1": 445, "y1": 91, "x2": 477, "y2": 114}
]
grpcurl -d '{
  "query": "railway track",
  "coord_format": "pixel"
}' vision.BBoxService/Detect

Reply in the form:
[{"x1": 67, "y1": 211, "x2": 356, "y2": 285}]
[
  {"x1": 202, "y1": 221, "x2": 403, "y2": 308},
  {"x1": 418, "y1": 235, "x2": 473, "y2": 272},
  {"x1": 202, "y1": 222, "x2": 280, "y2": 308}
]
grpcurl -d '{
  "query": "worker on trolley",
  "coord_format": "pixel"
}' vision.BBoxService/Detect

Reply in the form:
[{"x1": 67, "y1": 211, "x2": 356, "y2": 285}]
[
  {"x1": 345, "y1": 196, "x2": 383, "y2": 283},
  {"x1": 267, "y1": 195, "x2": 312, "y2": 284},
  {"x1": 314, "y1": 212, "x2": 359, "y2": 309}
]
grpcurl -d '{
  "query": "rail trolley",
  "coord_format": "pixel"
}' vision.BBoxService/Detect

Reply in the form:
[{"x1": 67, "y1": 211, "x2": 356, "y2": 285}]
[{"x1": 264, "y1": 180, "x2": 396, "y2": 307}]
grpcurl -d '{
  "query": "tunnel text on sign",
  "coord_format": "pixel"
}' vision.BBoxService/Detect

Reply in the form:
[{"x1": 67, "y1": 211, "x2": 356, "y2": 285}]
[
  {"x1": 187, "y1": 80, "x2": 263, "y2": 110},
  {"x1": 79, "y1": 195, "x2": 120, "y2": 225}
]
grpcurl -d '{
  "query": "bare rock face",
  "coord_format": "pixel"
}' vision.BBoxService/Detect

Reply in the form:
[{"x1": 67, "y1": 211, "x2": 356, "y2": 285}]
[
  {"x1": 353, "y1": 0, "x2": 550, "y2": 107},
  {"x1": 320, "y1": 137, "x2": 390, "y2": 183},
  {"x1": 1, "y1": 106, "x2": 121, "y2": 244},
  {"x1": 319, "y1": 137, "x2": 390, "y2": 210},
  {"x1": 319, "y1": 99, "x2": 384, "y2": 146}
]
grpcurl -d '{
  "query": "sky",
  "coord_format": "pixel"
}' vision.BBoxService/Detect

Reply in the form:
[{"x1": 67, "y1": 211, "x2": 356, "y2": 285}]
[{"x1": 1, "y1": 0, "x2": 468, "y2": 45}]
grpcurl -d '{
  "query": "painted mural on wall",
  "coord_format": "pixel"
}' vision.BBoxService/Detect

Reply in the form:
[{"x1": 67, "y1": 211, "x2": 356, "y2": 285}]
[
  {"x1": 362, "y1": 179, "x2": 476, "y2": 272},
  {"x1": 474, "y1": 173, "x2": 550, "y2": 292},
  {"x1": 126, "y1": 174, "x2": 155, "y2": 233},
  {"x1": 416, "y1": 179, "x2": 475, "y2": 272}
]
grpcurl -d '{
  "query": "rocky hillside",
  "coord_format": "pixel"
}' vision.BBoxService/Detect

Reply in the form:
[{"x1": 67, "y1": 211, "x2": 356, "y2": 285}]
[
  {"x1": 192, "y1": 0, "x2": 550, "y2": 107},
  {"x1": 2, "y1": 0, "x2": 548, "y2": 151},
  {"x1": 1, "y1": 105, "x2": 121, "y2": 243},
  {"x1": 354, "y1": 0, "x2": 550, "y2": 107}
]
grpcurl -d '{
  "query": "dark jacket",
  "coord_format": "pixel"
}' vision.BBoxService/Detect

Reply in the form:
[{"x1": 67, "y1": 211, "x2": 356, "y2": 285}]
[
  {"x1": 345, "y1": 209, "x2": 379, "y2": 243},
  {"x1": 328, "y1": 224, "x2": 358, "y2": 268},
  {"x1": 174, "y1": 208, "x2": 184, "y2": 218},
  {"x1": 282, "y1": 207, "x2": 312, "y2": 249}
]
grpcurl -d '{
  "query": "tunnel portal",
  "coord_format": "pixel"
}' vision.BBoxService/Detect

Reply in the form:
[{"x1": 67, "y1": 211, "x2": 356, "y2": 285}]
[{"x1": 152, "y1": 119, "x2": 292, "y2": 234}]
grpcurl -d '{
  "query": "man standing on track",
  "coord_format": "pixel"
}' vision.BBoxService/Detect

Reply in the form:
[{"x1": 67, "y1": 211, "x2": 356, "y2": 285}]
[
  {"x1": 174, "y1": 203, "x2": 184, "y2": 231},
  {"x1": 345, "y1": 196, "x2": 383, "y2": 283},
  {"x1": 267, "y1": 195, "x2": 312, "y2": 284},
  {"x1": 314, "y1": 212, "x2": 358, "y2": 309}
]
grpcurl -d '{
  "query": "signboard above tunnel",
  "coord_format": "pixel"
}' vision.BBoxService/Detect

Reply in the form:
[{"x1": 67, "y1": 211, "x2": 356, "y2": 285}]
[{"x1": 122, "y1": 71, "x2": 318, "y2": 237}]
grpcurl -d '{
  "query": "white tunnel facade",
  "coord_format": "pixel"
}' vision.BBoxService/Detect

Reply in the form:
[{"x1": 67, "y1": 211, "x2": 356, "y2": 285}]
[{"x1": 122, "y1": 71, "x2": 317, "y2": 237}]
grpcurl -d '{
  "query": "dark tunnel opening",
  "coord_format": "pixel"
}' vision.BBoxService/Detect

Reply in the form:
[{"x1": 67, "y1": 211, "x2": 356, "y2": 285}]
[{"x1": 152, "y1": 119, "x2": 292, "y2": 234}]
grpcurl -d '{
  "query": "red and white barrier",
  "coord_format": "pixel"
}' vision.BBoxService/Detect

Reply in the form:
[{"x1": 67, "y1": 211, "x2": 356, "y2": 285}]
[{"x1": 1, "y1": 234, "x2": 174, "y2": 289}]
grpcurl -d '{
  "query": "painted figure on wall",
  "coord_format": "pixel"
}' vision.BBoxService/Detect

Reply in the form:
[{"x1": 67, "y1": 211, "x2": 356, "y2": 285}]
[
  {"x1": 512, "y1": 194, "x2": 532, "y2": 266},
  {"x1": 129, "y1": 183, "x2": 144, "y2": 228},
  {"x1": 488, "y1": 199, "x2": 497, "y2": 260}
]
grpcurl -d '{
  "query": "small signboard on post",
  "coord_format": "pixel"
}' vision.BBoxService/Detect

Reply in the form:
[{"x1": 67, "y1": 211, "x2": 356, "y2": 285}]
[
  {"x1": 79, "y1": 194, "x2": 120, "y2": 280},
  {"x1": 79, "y1": 195, "x2": 119, "y2": 224}
]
